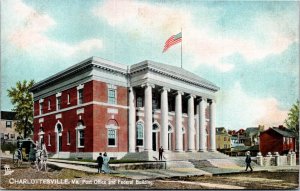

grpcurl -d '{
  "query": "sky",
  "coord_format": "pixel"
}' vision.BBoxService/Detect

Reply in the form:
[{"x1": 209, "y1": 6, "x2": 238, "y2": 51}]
[{"x1": 1, "y1": 0, "x2": 299, "y2": 130}]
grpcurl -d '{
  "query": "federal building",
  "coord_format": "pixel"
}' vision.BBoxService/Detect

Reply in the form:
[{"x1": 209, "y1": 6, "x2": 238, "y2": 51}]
[{"x1": 30, "y1": 57, "x2": 219, "y2": 160}]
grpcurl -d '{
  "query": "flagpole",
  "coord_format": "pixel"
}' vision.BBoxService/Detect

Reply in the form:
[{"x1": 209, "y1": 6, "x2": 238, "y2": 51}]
[{"x1": 181, "y1": 27, "x2": 183, "y2": 68}]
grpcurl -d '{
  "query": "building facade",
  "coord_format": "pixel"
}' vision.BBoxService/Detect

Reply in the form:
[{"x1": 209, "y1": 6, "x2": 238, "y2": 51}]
[
  {"x1": 216, "y1": 127, "x2": 231, "y2": 151},
  {"x1": 0, "y1": 111, "x2": 18, "y2": 143},
  {"x1": 30, "y1": 57, "x2": 219, "y2": 159},
  {"x1": 259, "y1": 126, "x2": 296, "y2": 156}
]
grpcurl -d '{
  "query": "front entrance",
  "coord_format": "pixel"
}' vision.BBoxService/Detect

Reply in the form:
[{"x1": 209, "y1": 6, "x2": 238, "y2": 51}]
[
  {"x1": 56, "y1": 123, "x2": 63, "y2": 153},
  {"x1": 152, "y1": 132, "x2": 157, "y2": 151},
  {"x1": 58, "y1": 135, "x2": 62, "y2": 151}
]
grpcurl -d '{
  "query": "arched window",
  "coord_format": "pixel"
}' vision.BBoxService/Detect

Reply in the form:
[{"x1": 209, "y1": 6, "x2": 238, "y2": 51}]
[
  {"x1": 152, "y1": 123, "x2": 160, "y2": 131},
  {"x1": 136, "y1": 122, "x2": 144, "y2": 146}
]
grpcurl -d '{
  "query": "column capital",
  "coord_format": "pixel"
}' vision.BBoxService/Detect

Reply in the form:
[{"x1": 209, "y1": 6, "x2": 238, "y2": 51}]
[
  {"x1": 208, "y1": 99, "x2": 216, "y2": 104},
  {"x1": 175, "y1": 90, "x2": 184, "y2": 95},
  {"x1": 187, "y1": 94, "x2": 196, "y2": 99},
  {"x1": 129, "y1": 87, "x2": 134, "y2": 92},
  {"x1": 141, "y1": 83, "x2": 155, "y2": 89},
  {"x1": 160, "y1": 87, "x2": 170, "y2": 92}
]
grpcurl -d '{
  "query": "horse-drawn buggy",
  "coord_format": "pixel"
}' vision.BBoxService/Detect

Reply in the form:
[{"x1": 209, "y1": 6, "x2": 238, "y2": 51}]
[{"x1": 12, "y1": 138, "x2": 48, "y2": 171}]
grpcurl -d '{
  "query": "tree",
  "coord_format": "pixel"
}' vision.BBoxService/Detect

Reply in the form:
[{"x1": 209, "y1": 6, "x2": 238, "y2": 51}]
[
  {"x1": 7, "y1": 80, "x2": 35, "y2": 138},
  {"x1": 284, "y1": 100, "x2": 299, "y2": 151}
]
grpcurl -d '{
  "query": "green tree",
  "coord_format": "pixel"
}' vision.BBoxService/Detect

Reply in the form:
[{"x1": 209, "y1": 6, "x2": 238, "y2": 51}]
[
  {"x1": 284, "y1": 100, "x2": 299, "y2": 151},
  {"x1": 7, "y1": 80, "x2": 35, "y2": 138}
]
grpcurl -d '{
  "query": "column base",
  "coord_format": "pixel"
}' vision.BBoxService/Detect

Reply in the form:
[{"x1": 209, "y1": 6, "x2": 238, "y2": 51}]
[
  {"x1": 174, "y1": 149, "x2": 183, "y2": 152},
  {"x1": 187, "y1": 149, "x2": 196, "y2": 152},
  {"x1": 209, "y1": 149, "x2": 216, "y2": 152},
  {"x1": 198, "y1": 149, "x2": 207, "y2": 152}
]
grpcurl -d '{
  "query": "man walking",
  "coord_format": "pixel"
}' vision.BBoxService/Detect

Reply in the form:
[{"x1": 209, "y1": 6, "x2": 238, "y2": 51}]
[
  {"x1": 97, "y1": 153, "x2": 103, "y2": 173},
  {"x1": 245, "y1": 151, "x2": 253, "y2": 172},
  {"x1": 159, "y1": 146, "x2": 164, "y2": 161}
]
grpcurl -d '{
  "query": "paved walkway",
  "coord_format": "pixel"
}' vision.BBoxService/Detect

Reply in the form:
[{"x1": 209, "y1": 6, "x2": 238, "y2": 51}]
[{"x1": 157, "y1": 180, "x2": 245, "y2": 189}]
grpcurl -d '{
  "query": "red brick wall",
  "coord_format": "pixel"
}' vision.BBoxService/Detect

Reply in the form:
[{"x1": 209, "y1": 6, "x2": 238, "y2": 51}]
[{"x1": 259, "y1": 130, "x2": 284, "y2": 155}]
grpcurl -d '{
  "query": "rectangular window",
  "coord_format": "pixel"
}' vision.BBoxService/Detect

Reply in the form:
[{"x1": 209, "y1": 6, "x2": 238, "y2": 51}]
[
  {"x1": 57, "y1": 96, "x2": 61, "y2": 110},
  {"x1": 108, "y1": 85, "x2": 117, "y2": 104},
  {"x1": 137, "y1": 97, "x2": 143, "y2": 107},
  {"x1": 67, "y1": 93, "x2": 71, "y2": 105},
  {"x1": 78, "y1": 130, "x2": 84, "y2": 147},
  {"x1": 67, "y1": 130, "x2": 70, "y2": 145},
  {"x1": 39, "y1": 102, "x2": 43, "y2": 115},
  {"x1": 48, "y1": 133, "x2": 51, "y2": 146},
  {"x1": 108, "y1": 129, "x2": 116, "y2": 146},
  {"x1": 10, "y1": 134, "x2": 15, "y2": 139},
  {"x1": 48, "y1": 100, "x2": 51, "y2": 110},
  {"x1": 224, "y1": 137, "x2": 226, "y2": 141},
  {"x1": 6, "y1": 121, "x2": 12, "y2": 128},
  {"x1": 78, "y1": 89, "x2": 83, "y2": 104},
  {"x1": 0, "y1": 133, "x2": 4, "y2": 139}
]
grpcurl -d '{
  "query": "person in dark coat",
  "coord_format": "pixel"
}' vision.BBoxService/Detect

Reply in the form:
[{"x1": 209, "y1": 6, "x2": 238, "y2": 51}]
[
  {"x1": 245, "y1": 151, "x2": 253, "y2": 172},
  {"x1": 159, "y1": 146, "x2": 164, "y2": 161},
  {"x1": 97, "y1": 153, "x2": 103, "y2": 173}
]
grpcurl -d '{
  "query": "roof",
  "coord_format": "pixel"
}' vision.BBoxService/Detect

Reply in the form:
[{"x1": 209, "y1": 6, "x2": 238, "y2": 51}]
[
  {"x1": 272, "y1": 127, "x2": 296, "y2": 138},
  {"x1": 1, "y1": 111, "x2": 17, "y2": 120},
  {"x1": 30, "y1": 57, "x2": 219, "y2": 93},
  {"x1": 130, "y1": 60, "x2": 219, "y2": 91},
  {"x1": 216, "y1": 127, "x2": 228, "y2": 135}
]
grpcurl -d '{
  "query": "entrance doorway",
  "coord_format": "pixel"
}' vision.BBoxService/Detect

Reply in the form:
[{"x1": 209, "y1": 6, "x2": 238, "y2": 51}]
[
  {"x1": 152, "y1": 123, "x2": 160, "y2": 151},
  {"x1": 152, "y1": 132, "x2": 157, "y2": 151},
  {"x1": 56, "y1": 123, "x2": 63, "y2": 153}
]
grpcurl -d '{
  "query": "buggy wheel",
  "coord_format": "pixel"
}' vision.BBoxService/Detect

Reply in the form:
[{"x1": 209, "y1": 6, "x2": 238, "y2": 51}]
[{"x1": 13, "y1": 150, "x2": 22, "y2": 167}]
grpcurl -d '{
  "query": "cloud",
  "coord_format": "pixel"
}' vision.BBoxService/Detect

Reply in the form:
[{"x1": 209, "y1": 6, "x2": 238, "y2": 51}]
[
  {"x1": 93, "y1": 0, "x2": 298, "y2": 72},
  {"x1": 217, "y1": 82, "x2": 288, "y2": 129},
  {"x1": 2, "y1": 0, "x2": 103, "y2": 59}
]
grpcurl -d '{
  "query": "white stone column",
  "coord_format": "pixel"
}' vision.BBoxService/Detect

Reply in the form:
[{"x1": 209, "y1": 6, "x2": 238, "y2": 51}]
[
  {"x1": 209, "y1": 100, "x2": 216, "y2": 152},
  {"x1": 143, "y1": 83, "x2": 154, "y2": 151},
  {"x1": 188, "y1": 94, "x2": 195, "y2": 152},
  {"x1": 199, "y1": 98, "x2": 206, "y2": 152},
  {"x1": 175, "y1": 91, "x2": 184, "y2": 152},
  {"x1": 160, "y1": 87, "x2": 169, "y2": 151},
  {"x1": 195, "y1": 102, "x2": 200, "y2": 151},
  {"x1": 128, "y1": 87, "x2": 136, "y2": 152}
]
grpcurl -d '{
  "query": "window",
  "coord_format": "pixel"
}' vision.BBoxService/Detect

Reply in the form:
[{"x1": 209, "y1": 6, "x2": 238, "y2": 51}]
[
  {"x1": 48, "y1": 100, "x2": 51, "y2": 110},
  {"x1": 6, "y1": 121, "x2": 12, "y2": 128},
  {"x1": 108, "y1": 85, "x2": 117, "y2": 104},
  {"x1": 48, "y1": 133, "x2": 51, "y2": 146},
  {"x1": 136, "y1": 122, "x2": 144, "y2": 146},
  {"x1": 108, "y1": 129, "x2": 116, "y2": 146},
  {"x1": 76, "y1": 121, "x2": 85, "y2": 148},
  {"x1": 39, "y1": 102, "x2": 43, "y2": 115},
  {"x1": 4, "y1": 134, "x2": 9, "y2": 139},
  {"x1": 224, "y1": 137, "x2": 226, "y2": 141},
  {"x1": 78, "y1": 130, "x2": 84, "y2": 147},
  {"x1": 137, "y1": 97, "x2": 143, "y2": 107},
  {"x1": 78, "y1": 89, "x2": 83, "y2": 105},
  {"x1": 0, "y1": 133, "x2": 4, "y2": 139},
  {"x1": 67, "y1": 93, "x2": 71, "y2": 105},
  {"x1": 67, "y1": 130, "x2": 70, "y2": 145},
  {"x1": 56, "y1": 96, "x2": 61, "y2": 110},
  {"x1": 10, "y1": 134, "x2": 15, "y2": 139}
]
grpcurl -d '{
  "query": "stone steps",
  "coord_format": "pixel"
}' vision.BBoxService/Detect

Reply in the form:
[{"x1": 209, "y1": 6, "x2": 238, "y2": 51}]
[{"x1": 166, "y1": 160, "x2": 195, "y2": 169}]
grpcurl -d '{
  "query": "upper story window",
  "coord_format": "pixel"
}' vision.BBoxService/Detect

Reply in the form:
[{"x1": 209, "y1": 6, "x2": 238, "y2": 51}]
[
  {"x1": 67, "y1": 93, "x2": 71, "y2": 105},
  {"x1": 137, "y1": 97, "x2": 143, "y2": 107},
  {"x1": 77, "y1": 84, "x2": 84, "y2": 105},
  {"x1": 39, "y1": 99, "x2": 44, "y2": 115},
  {"x1": 108, "y1": 129, "x2": 116, "y2": 146},
  {"x1": 108, "y1": 84, "x2": 117, "y2": 104},
  {"x1": 6, "y1": 121, "x2": 12, "y2": 128},
  {"x1": 56, "y1": 96, "x2": 61, "y2": 110},
  {"x1": 48, "y1": 100, "x2": 51, "y2": 110}
]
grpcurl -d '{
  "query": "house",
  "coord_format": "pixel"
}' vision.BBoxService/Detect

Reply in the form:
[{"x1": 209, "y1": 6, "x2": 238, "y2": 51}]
[
  {"x1": 29, "y1": 57, "x2": 220, "y2": 159},
  {"x1": 259, "y1": 125, "x2": 296, "y2": 155},
  {"x1": 0, "y1": 111, "x2": 19, "y2": 143},
  {"x1": 216, "y1": 127, "x2": 231, "y2": 152},
  {"x1": 245, "y1": 127, "x2": 260, "y2": 146}
]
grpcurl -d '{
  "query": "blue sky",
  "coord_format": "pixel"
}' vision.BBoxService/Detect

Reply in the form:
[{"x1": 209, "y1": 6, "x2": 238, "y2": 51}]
[{"x1": 1, "y1": 0, "x2": 299, "y2": 130}]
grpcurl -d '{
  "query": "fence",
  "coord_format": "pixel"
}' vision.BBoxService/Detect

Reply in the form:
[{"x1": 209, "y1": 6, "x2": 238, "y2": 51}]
[{"x1": 256, "y1": 151, "x2": 297, "y2": 166}]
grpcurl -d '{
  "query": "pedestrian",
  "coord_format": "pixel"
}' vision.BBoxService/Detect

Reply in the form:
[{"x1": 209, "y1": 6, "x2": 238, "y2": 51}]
[
  {"x1": 96, "y1": 153, "x2": 103, "y2": 173},
  {"x1": 102, "y1": 152, "x2": 110, "y2": 173},
  {"x1": 245, "y1": 151, "x2": 253, "y2": 172},
  {"x1": 159, "y1": 146, "x2": 164, "y2": 161}
]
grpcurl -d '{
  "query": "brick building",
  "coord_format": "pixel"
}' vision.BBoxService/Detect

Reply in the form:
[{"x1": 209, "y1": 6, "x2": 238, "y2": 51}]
[
  {"x1": 30, "y1": 57, "x2": 219, "y2": 159},
  {"x1": 259, "y1": 126, "x2": 296, "y2": 155}
]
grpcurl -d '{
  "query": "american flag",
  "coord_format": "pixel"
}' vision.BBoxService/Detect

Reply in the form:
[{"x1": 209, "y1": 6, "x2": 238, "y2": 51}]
[{"x1": 162, "y1": 32, "x2": 182, "y2": 53}]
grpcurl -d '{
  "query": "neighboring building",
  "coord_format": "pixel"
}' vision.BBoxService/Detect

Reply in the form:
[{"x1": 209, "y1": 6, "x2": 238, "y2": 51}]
[
  {"x1": 30, "y1": 57, "x2": 219, "y2": 159},
  {"x1": 259, "y1": 126, "x2": 296, "y2": 155},
  {"x1": 245, "y1": 127, "x2": 260, "y2": 146},
  {"x1": 216, "y1": 127, "x2": 231, "y2": 152},
  {"x1": 228, "y1": 129, "x2": 245, "y2": 148},
  {"x1": 0, "y1": 111, "x2": 18, "y2": 142}
]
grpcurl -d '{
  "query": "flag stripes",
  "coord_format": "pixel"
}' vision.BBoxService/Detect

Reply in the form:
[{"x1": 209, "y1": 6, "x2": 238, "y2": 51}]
[{"x1": 162, "y1": 32, "x2": 182, "y2": 53}]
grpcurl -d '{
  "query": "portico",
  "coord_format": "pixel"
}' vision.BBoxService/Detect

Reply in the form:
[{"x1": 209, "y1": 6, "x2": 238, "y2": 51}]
[{"x1": 128, "y1": 60, "x2": 219, "y2": 154}]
